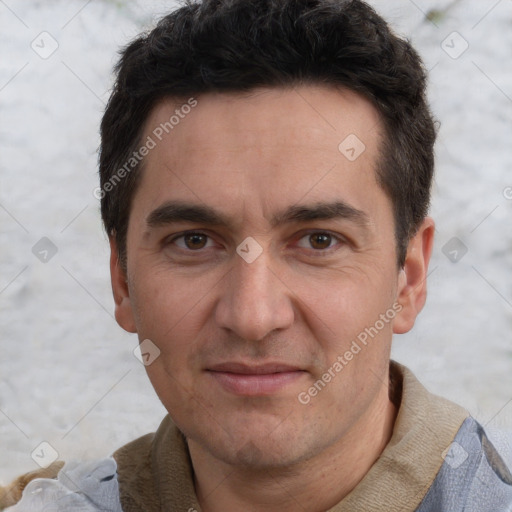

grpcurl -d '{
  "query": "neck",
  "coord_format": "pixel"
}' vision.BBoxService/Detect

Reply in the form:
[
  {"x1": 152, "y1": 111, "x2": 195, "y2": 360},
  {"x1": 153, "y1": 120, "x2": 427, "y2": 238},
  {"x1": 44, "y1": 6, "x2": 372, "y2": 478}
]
[{"x1": 189, "y1": 381, "x2": 398, "y2": 512}]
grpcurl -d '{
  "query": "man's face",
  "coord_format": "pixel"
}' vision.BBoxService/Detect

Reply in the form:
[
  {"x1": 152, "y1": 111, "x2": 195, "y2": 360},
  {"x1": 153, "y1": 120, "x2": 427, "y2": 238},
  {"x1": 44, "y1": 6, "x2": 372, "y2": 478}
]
[{"x1": 115, "y1": 85, "x2": 410, "y2": 467}]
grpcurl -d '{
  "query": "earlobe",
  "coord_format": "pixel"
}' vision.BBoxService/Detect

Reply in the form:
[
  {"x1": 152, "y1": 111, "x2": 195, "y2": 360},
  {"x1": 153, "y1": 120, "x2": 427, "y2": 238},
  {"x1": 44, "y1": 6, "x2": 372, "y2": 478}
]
[
  {"x1": 109, "y1": 236, "x2": 138, "y2": 333},
  {"x1": 393, "y1": 217, "x2": 435, "y2": 334}
]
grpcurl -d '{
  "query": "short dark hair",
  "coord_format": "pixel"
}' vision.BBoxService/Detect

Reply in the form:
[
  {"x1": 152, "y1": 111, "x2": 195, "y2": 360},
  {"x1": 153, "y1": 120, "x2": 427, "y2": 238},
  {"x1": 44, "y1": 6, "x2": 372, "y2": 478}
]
[{"x1": 99, "y1": 0, "x2": 437, "y2": 271}]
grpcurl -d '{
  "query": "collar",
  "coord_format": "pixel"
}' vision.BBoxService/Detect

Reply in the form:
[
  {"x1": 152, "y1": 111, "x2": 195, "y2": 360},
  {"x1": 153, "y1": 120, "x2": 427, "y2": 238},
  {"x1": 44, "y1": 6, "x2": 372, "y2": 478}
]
[{"x1": 327, "y1": 360, "x2": 469, "y2": 511}]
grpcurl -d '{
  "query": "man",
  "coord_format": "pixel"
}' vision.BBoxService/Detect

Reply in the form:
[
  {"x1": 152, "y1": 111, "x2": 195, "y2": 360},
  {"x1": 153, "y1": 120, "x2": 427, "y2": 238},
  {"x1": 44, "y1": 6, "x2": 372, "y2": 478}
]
[{"x1": 1, "y1": 0, "x2": 511, "y2": 510}]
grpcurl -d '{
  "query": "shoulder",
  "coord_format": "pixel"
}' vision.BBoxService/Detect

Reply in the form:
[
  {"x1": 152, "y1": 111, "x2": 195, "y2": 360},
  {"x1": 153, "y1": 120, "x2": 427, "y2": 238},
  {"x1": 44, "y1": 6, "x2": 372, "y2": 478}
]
[
  {"x1": 417, "y1": 417, "x2": 512, "y2": 511},
  {"x1": 0, "y1": 425, "x2": 163, "y2": 512},
  {"x1": 0, "y1": 458, "x2": 122, "y2": 512},
  {"x1": 0, "y1": 461, "x2": 64, "y2": 509}
]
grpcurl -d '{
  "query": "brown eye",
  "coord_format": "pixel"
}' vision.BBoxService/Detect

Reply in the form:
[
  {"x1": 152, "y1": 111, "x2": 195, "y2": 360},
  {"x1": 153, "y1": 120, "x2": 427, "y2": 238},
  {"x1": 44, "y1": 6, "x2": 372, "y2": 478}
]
[
  {"x1": 295, "y1": 231, "x2": 345, "y2": 254},
  {"x1": 169, "y1": 232, "x2": 214, "y2": 251},
  {"x1": 309, "y1": 233, "x2": 333, "y2": 250},
  {"x1": 183, "y1": 233, "x2": 208, "y2": 250}
]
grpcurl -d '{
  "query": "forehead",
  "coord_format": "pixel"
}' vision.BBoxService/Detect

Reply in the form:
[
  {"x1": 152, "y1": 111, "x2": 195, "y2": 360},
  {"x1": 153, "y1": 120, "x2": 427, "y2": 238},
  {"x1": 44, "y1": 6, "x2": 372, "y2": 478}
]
[
  {"x1": 145, "y1": 85, "x2": 381, "y2": 154},
  {"x1": 131, "y1": 85, "x2": 388, "y2": 233}
]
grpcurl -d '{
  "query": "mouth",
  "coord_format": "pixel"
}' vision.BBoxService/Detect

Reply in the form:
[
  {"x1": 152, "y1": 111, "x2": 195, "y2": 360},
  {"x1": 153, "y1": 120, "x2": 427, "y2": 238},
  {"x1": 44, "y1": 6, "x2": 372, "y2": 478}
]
[{"x1": 206, "y1": 362, "x2": 307, "y2": 396}]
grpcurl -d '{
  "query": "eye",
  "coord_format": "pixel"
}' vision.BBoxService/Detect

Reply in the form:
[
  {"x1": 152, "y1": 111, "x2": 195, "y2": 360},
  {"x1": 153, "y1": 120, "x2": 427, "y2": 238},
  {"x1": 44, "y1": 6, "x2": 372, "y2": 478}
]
[
  {"x1": 168, "y1": 232, "x2": 215, "y2": 251},
  {"x1": 296, "y1": 231, "x2": 344, "y2": 252}
]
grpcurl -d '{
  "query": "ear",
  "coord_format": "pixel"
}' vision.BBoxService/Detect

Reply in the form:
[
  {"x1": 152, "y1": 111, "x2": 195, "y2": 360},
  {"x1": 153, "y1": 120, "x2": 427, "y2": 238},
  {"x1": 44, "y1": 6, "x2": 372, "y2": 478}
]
[
  {"x1": 393, "y1": 217, "x2": 435, "y2": 334},
  {"x1": 109, "y1": 235, "x2": 137, "y2": 333}
]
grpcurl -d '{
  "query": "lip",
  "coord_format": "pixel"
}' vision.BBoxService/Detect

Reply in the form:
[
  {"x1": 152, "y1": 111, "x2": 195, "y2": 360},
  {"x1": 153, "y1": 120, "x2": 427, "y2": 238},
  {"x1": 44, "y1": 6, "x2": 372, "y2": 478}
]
[
  {"x1": 207, "y1": 362, "x2": 306, "y2": 396},
  {"x1": 209, "y1": 362, "x2": 302, "y2": 374}
]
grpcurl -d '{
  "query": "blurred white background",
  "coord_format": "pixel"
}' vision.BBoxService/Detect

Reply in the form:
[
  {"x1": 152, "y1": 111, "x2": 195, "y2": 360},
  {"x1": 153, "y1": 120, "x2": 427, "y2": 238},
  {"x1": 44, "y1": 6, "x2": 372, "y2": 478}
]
[{"x1": 1, "y1": 0, "x2": 511, "y2": 482}]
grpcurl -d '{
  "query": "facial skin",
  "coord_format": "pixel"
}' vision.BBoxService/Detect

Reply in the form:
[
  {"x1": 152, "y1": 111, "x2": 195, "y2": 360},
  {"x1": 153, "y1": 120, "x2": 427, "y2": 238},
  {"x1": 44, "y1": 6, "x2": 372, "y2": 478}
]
[{"x1": 110, "y1": 85, "x2": 434, "y2": 512}]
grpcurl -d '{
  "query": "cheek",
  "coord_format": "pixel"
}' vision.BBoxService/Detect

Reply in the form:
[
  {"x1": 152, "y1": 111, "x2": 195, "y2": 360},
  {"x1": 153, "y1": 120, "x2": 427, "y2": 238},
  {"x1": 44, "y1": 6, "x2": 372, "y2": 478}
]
[
  {"x1": 128, "y1": 276, "x2": 208, "y2": 398},
  {"x1": 131, "y1": 266, "x2": 204, "y2": 333},
  {"x1": 292, "y1": 266, "x2": 393, "y2": 338},
  {"x1": 136, "y1": 273, "x2": 206, "y2": 417}
]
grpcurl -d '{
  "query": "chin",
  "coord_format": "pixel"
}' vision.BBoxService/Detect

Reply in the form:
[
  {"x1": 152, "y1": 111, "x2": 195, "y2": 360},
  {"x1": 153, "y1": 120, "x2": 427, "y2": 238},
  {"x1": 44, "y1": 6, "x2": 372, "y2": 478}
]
[{"x1": 194, "y1": 421, "x2": 320, "y2": 470}]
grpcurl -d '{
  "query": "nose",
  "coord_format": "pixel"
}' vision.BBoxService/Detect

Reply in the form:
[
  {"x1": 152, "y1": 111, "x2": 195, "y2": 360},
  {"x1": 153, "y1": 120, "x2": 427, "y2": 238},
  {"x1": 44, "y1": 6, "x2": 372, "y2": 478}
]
[{"x1": 214, "y1": 247, "x2": 295, "y2": 342}]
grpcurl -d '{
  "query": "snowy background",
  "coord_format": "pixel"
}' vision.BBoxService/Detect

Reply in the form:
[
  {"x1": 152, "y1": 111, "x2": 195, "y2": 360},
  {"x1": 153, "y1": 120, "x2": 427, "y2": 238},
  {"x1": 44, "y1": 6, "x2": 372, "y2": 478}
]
[{"x1": 1, "y1": 0, "x2": 511, "y2": 483}]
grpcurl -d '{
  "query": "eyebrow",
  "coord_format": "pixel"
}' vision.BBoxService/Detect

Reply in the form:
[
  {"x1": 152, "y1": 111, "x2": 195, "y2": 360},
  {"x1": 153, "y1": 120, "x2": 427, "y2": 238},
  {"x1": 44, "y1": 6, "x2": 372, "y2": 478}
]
[{"x1": 145, "y1": 200, "x2": 370, "y2": 232}]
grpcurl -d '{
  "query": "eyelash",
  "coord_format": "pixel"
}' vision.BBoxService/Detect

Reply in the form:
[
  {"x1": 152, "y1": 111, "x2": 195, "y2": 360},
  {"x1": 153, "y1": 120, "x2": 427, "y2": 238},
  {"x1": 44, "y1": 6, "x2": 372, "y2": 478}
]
[{"x1": 165, "y1": 230, "x2": 347, "y2": 256}]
